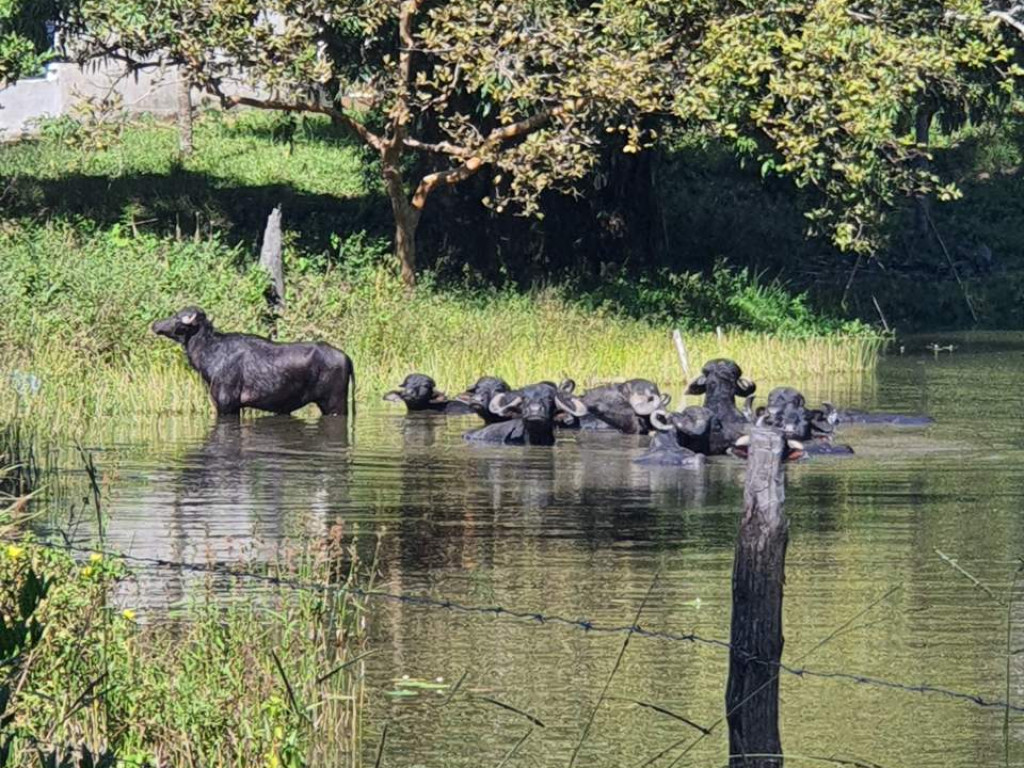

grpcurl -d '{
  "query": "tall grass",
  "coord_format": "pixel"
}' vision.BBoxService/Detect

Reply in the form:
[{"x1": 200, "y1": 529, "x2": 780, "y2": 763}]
[
  {"x1": 0, "y1": 520, "x2": 377, "y2": 768},
  {"x1": 0, "y1": 222, "x2": 884, "y2": 432}
]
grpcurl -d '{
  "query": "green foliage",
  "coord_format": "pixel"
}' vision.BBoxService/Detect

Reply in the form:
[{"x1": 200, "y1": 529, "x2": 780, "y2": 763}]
[
  {"x1": 680, "y1": 0, "x2": 1017, "y2": 256},
  {"x1": 0, "y1": 520, "x2": 372, "y2": 768},
  {"x1": 580, "y1": 262, "x2": 871, "y2": 337},
  {"x1": 0, "y1": 0, "x2": 63, "y2": 85}
]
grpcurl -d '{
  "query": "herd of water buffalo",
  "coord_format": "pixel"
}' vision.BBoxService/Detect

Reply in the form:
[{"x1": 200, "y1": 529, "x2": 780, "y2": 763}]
[{"x1": 152, "y1": 306, "x2": 933, "y2": 466}]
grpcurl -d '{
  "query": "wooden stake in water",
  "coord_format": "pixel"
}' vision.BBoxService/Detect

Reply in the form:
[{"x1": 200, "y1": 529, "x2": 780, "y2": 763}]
[{"x1": 726, "y1": 427, "x2": 788, "y2": 768}]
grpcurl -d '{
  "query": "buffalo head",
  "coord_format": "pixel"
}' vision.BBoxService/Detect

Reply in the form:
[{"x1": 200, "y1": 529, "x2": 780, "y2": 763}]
[
  {"x1": 383, "y1": 373, "x2": 448, "y2": 410},
  {"x1": 151, "y1": 306, "x2": 211, "y2": 345},
  {"x1": 685, "y1": 359, "x2": 756, "y2": 400}
]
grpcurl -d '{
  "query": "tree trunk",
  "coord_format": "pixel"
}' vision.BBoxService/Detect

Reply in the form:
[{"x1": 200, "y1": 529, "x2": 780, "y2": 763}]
[
  {"x1": 382, "y1": 146, "x2": 421, "y2": 288},
  {"x1": 177, "y1": 73, "x2": 193, "y2": 158},
  {"x1": 726, "y1": 426, "x2": 788, "y2": 768},
  {"x1": 914, "y1": 104, "x2": 935, "y2": 242}
]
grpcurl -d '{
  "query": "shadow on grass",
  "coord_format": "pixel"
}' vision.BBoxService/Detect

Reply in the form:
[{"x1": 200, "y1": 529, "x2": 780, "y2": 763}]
[{"x1": 4, "y1": 167, "x2": 391, "y2": 263}]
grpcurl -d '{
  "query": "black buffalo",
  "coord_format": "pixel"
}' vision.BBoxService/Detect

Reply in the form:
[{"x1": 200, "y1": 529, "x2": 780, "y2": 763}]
[
  {"x1": 383, "y1": 373, "x2": 472, "y2": 414},
  {"x1": 685, "y1": 359, "x2": 756, "y2": 454},
  {"x1": 736, "y1": 387, "x2": 853, "y2": 459},
  {"x1": 454, "y1": 376, "x2": 513, "y2": 424},
  {"x1": 634, "y1": 406, "x2": 713, "y2": 467},
  {"x1": 152, "y1": 306, "x2": 355, "y2": 417},
  {"x1": 755, "y1": 387, "x2": 835, "y2": 441},
  {"x1": 578, "y1": 379, "x2": 670, "y2": 434},
  {"x1": 825, "y1": 406, "x2": 934, "y2": 427},
  {"x1": 463, "y1": 381, "x2": 587, "y2": 446}
]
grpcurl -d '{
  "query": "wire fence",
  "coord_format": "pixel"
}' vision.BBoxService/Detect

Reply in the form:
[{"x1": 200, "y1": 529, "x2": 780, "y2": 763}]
[{"x1": 27, "y1": 537, "x2": 1024, "y2": 716}]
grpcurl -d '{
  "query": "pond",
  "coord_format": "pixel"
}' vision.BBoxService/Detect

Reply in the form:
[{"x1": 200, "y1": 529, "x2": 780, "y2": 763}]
[{"x1": 45, "y1": 333, "x2": 1024, "y2": 767}]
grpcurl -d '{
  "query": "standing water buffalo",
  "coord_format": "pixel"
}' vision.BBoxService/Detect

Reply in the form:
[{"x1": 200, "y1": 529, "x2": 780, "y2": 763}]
[
  {"x1": 579, "y1": 379, "x2": 670, "y2": 434},
  {"x1": 152, "y1": 307, "x2": 355, "y2": 417},
  {"x1": 383, "y1": 373, "x2": 472, "y2": 414},
  {"x1": 685, "y1": 359, "x2": 757, "y2": 454},
  {"x1": 463, "y1": 381, "x2": 587, "y2": 445}
]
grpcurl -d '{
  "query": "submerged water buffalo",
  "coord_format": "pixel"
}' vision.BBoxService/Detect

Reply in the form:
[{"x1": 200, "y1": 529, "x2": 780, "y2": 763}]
[
  {"x1": 579, "y1": 379, "x2": 670, "y2": 434},
  {"x1": 463, "y1": 381, "x2": 587, "y2": 446},
  {"x1": 825, "y1": 407, "x2": 934, "y2": 427},
  {"x1": 634, "y1": 406, "x2": 713, "y2": 467},
  {"x1": 685, "y1": 359, "x2": 757, "y2": 454},
  {"x1": 737, "y1": 387, "x2": 853, "y2": 459},
  {"x1": 383, "y1": 373, "x2": 472, "y2": 414},
  {"x1": 152, "y1": 307, "x2": 355, "y2": 417},
  {"x1": 454, "y1": 376, "x2": 514, "y2": 424}
]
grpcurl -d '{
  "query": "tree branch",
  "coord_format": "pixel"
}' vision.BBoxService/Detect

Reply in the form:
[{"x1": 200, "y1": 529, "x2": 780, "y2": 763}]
[
  {"x1": 212, "y1": 89, "x2": 382, "y2": 151},
  {"x1": 409, "y1": 107, "x2": 562, "y2": 209},
  {"x1": 990, "y1": 9, "x2": 1024, "y2": 37}
]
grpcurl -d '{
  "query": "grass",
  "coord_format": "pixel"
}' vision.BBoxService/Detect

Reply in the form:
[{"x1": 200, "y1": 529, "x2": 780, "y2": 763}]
[
  {"x1": 0, "y1": 219, "x2": 884, "y2": 432},
  {"x1": 0, "y1": 110, "x2": 886, "y2": 433},
  {"x1": 0, "y1": 515, "x2": 377, "y2": 768}
]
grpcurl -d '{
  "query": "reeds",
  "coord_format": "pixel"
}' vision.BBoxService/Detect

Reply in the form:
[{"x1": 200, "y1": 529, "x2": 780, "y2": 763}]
[{"x1": 0, "y1": 290, "x2": 884, "y2": 434}]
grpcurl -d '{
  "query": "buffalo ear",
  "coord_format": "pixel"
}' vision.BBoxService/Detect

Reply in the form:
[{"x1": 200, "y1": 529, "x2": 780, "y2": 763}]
[
  {"x1": 736, "y1": 377, "x2": 756, "y2": 397},
  {"x1": 684, "y1": 375, "x2": 707, "y2": 395},
  {"x1": 556, "y1": 393, "x2": 588, "y2": 418},
  {"x1": 383, "y1": 391, "x2": 403, "y2": 403}
]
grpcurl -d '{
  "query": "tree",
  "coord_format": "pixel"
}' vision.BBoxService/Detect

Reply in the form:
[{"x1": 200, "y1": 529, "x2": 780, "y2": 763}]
[
  {"x1": 71, "y1": 0, "x2": 674, "y2": 286},
  {"x1": 0, "y1": 0, "x2": 65, "y2": 87},
  {"x1": 673, "y1": 0, "x2": 1019, "y2": 259}
]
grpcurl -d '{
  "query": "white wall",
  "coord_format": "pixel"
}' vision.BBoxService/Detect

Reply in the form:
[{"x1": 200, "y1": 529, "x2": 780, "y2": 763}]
[{"x1": 0, "y1": 59, "x2": 223, "y2": 141}]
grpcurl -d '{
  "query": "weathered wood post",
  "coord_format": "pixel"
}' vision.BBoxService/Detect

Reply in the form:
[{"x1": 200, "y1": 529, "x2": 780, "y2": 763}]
[
  {"x1": 259, "y1": 205, "x2": 285, "y2": 308},
  {"x1": 726, "y1": 426, "x2": 788, "y2": 768}
]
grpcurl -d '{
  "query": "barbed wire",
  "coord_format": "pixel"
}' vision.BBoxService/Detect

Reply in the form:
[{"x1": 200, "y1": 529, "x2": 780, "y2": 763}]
[{"x1": 24, "y1": 537, "x2": 1024, "y2": 715}]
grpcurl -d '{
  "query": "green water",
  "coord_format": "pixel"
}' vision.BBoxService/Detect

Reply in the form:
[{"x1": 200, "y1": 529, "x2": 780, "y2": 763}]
[{"x1": 53, "y1": 333, "x2": 1024, "y2": 767}]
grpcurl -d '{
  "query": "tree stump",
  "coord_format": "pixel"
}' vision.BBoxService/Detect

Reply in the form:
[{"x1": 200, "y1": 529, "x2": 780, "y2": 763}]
[
  {"x1": 726, "y1": 426, "x2": 788, "y2": 768},
  {"x1": 259, "y1": 205, "x2": 285, "y2": 308}
]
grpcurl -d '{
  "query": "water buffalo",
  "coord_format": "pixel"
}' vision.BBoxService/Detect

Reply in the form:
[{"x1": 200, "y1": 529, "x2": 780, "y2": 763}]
[
  {"x1": 454, "y1": 376, "x2": 513, "y2": 424},
  {"x1": 579, "y1": 379, "x2": 670, "y2": 434},
  {"x1": 383, "y1": 373, "x2": 472, "y2": 414},
  {"x1": 463, "y1": 381, "x2": 587, "y2": 446},
  {"x1": 633, "y1": 406, "x2": 713, "y2": 467},
  {"x1": 685, "y1": 359, "x2": 757, "y2": 454},
  {"x1": 737, "y1": 387, "x2": 853, "y2": 459},
  {"x1": 825, "y1": 407, "x2": 934, "y2": 427},
  {"x1": 152, "y1": 306, "x2": 355, "y2": 417},
  {"x1": 755, "y1": 387, "x2": 835, "y2": 441}
]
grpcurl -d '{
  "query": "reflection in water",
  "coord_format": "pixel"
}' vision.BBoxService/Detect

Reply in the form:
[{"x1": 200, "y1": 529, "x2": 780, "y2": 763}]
[{"x1": 47, "y1": 333, "x2": 1024, "y2": 767}]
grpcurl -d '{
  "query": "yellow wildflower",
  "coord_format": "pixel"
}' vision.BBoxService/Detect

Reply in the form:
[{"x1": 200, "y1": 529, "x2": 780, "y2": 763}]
[
  {"x1": 5, "y1": 545, "x2": 24, "y2": 560},
  {"x1": 89, "y1": 553, "x2": 103, "y2": 563},
  {"x1": 122, "y1": 609, "x2": 136, "y2": 621}
]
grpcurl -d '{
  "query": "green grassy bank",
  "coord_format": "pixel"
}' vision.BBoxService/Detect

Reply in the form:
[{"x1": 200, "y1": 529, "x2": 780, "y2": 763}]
[{"x1": 0, "y1": 112, "x2": 883, "y2": 430}]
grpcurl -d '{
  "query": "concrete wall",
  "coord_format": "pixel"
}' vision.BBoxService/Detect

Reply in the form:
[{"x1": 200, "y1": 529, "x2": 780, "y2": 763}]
[{"x1": 0, "y1": 59, "x2": 207, "y2": 141}]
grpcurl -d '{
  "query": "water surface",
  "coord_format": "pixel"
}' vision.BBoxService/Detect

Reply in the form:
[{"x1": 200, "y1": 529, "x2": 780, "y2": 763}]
[{"x1": 51, "y1": 334, "x2": 1024, "y2": 767}]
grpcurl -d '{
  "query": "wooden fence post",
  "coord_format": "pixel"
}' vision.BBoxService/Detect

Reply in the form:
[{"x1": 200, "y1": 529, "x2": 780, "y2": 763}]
[
  {"x1": 259, "y1": 205, "x2": 285, "y2": 308},
  {"x1": 726, "y1": 426, "x2": 788, "y2": 768}
]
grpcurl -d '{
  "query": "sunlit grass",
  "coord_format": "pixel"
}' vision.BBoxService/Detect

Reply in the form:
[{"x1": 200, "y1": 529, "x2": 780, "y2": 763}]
[{"x1": 1, "y1": 288, "x2": 884, "y2": 434}]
